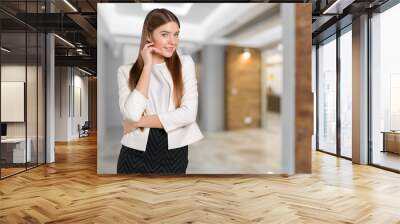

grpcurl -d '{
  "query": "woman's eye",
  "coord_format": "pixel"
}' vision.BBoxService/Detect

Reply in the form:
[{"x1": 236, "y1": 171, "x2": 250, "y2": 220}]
[
  {"x1": 162, "y1": 34, "x2": 168, "y2": 37},
  {"x1": 174, "y1": 34, "x2": 179, "y2": 38}
]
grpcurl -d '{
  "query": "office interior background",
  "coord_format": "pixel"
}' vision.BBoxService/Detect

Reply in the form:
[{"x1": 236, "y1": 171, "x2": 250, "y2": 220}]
[
  {"x1": 1, "y1": 0, "x2": 97, "y2": 179},
  {"x1": 313, "y1": 0, "x2": 400, "y2": 172},
  {"x1": 0, "y1": 0, "x2": 400, "y2": 223}
]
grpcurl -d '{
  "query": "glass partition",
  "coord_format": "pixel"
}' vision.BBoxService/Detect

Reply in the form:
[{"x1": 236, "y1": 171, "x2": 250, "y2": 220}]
[
  {"x1": 38, "y1": 32, "x2": 45, "y2": 165},
  {"x1": 1, "y1": 30, "x2": 28, "y2": 177},
  {"x1": 317, "y1": 35, "x2": 337, "y2": 154},
  {"x1": 0, "y1": 1, "x2": 46, "y2": 179},
  {"x1": 27, "y1": 30, "x2": 38, "y2": 169},
  {"x1": 339, "y1": 27, "x2": 352, "y2": 158}
]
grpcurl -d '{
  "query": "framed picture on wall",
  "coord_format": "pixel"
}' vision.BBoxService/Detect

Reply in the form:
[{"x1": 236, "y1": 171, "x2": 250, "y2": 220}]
[{"x1": 1, "y1": 81, "x2": 25, "y2": 122}]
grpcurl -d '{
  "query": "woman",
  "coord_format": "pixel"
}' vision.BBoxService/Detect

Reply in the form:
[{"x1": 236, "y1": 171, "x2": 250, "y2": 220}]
[{"x1": 116, "y1": 8, "x2": 203, "y2": 175}]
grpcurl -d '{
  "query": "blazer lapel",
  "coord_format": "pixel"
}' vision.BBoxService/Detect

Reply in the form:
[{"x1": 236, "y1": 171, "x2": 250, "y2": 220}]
[{"x1": 160, "y1": 67, "x2": 175, "y2": 110}]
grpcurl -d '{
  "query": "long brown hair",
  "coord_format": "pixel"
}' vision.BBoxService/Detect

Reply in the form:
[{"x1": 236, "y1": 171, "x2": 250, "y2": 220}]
[{"x1": 129, "y1": 8, "x2": 183, "y2": 108}]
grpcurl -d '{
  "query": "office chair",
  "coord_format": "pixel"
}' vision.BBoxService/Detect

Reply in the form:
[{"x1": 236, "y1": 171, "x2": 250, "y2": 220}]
[{"x1": 79, "y1": 121, "x2": 90, "y2": 138}]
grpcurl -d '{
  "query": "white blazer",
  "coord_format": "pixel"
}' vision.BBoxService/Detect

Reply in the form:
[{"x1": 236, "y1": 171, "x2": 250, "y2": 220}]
[{"x1": 118, "y1": 55, "x2": 204, "y2": 151}]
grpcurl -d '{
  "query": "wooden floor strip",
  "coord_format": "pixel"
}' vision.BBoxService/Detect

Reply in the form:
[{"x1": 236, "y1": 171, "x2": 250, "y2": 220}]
[{"x1": 1, "y1": 134, "x2": 400, "y2": 223}]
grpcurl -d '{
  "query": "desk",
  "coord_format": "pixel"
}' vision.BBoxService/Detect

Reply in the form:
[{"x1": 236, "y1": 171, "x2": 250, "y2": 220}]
[
  {"x1": 1, "y1": 138, "x2": 31, "y2": 163},
  {"x1": 381, "y1": 131, "x2": 400, "y2": 154}
]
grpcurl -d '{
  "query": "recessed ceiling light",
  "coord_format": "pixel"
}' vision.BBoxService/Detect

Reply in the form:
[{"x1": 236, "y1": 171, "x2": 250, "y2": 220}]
[
  {"x1": 242, "y1": 48, "x2": 251, "y2": 60},
  {"x1": 141, "y1": 3, "x2": 193, "y2": 16}
]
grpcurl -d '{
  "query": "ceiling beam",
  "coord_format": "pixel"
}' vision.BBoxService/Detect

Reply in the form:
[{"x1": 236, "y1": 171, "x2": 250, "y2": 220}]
[
  {"x1": 66, "y1": 13, "x2": 97, "y2": 47},
  {"x1": 322, "y1": 0, "x2": 356, "y2": 14},
  {"x1": 55, "y1": 55, "x2": 96, "y2": 70}
]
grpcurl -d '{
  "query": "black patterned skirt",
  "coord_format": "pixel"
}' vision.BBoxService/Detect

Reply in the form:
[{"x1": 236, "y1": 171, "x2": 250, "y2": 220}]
[{"x1": 117, "y1": 128, "x2": 188, "y2": 174}]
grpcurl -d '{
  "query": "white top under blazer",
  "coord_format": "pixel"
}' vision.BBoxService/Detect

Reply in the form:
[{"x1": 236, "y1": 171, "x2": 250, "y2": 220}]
[{"x1": 118, "y1": 55, "x2": 204, "y2": 151}]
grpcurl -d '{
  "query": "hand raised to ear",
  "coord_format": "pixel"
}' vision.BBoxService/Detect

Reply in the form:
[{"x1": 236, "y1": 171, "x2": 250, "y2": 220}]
[
  {"x1": 141, "y1": 42, "x2": 163, "y2": 66},
  {"x1": 141, "y1": 42, "x2": 155, "y2": 66},
  {"x1": 149, "y1": 46, "x2": 163, "y2": 55}
]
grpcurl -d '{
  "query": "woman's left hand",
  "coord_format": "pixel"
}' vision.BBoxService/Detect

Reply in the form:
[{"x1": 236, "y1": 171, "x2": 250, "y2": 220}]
[{"x1": 122, "y1": 119, "x2": 140, "y2": 134}]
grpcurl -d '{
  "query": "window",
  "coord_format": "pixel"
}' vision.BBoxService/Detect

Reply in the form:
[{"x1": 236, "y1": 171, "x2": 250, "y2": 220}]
[
  {"x1": 339, "y1": 27, "x2": 352, "y2": 158},
  {"x1": 317, "y1": 35, "x2": 337, "y2": 154},
  {"x1": 370, "y1": 2, "x2": 400, "y2": 171}
]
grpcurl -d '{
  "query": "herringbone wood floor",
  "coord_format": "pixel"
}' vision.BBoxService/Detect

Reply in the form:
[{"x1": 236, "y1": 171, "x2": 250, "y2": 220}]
[{"x1": 1, "y1": 134, "x2": 400, "y2": 223}]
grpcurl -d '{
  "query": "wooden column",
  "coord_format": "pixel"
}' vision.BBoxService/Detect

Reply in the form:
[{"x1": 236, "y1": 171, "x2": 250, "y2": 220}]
[
  {"x1": 225, "y1": 46, "x2": 261, "y2": 130},
  {"x1": 295, "y1": 4, "x2": 313, "y2": 173}
]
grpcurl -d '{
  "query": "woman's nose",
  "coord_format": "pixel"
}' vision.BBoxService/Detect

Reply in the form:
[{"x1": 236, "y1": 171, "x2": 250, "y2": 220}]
[{"x1": 168, "y1": 35, "x2": 176, "y2": 45}]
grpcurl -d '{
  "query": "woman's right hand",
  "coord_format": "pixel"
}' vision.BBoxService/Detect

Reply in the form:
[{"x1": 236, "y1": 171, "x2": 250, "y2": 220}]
[
  {"x1": 141, "y1": 42, "x2": 162, "y2": 67},
  {"x1": 122, "y1": 119, "x2": 139, "y2": 135}
]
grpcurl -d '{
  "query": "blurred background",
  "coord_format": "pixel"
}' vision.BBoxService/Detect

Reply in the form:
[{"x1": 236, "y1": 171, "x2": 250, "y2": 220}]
[{"x1": 98, "y1": 3, "x2": 285, "y2": 174}]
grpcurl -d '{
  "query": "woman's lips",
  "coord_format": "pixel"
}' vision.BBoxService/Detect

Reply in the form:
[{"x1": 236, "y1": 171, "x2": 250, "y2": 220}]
[{"x1": 165, "y1": 47, "x2": 174, "y2": 52}]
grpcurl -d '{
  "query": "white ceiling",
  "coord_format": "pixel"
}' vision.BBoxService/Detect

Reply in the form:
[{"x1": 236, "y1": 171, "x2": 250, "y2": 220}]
[
  {"x1": 112, "y1": 3, "x2": 221, "y2": 24},
  {"x1": 98, "y1": 3, "x2": 282, "y2": 52}
]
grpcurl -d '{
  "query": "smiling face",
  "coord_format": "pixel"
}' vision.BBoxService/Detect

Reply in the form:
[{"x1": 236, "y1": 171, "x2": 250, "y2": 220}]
[{"x1": 149, "y1": 22, "x2": 180, "y2": 58}]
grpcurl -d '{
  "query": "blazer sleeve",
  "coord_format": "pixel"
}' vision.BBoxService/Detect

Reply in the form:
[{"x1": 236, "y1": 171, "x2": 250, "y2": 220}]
[
  {"x1": 158, "y1": 55, "x2": 199, "y2": 133},
  {"x1": 117, "y1": 65, "x2": 149, "y2": 122}
]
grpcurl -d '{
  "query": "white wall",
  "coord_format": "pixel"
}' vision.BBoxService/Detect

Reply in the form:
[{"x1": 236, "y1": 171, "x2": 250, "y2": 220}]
[
  {"x1": 54, "y1": 67, "x2": 89, "y2": 141},
  {"x1": 122, "y1": 44, "x2": 139, "y2": 65},
  {"x1": 97, "y1": 6, "x2": 125, "y2": 173},
  {"x1": 1, "y1": 66, "x2": 26, "y2": 127},
  {"x1": 261, "y1": 45, "x2": 282, "y2": 130},
  {"x1": 281, "y1": 4, "x2": 296, "y2": 175},
  {"x1": 71, "y1": 73, "x2": 89, "y2": 138},
  {"x1": 312, "y1": 45, "x2": 316, "y2": 151},
  {"x1": 262, "y1": 46, "x2": 283, "y2": 96},
  {"x1": 97, "y1": 39, "x2": 124, "y2": 174},
  {"x1": 198, "y1": 45, "x2": 225, "y2": 132},
  {"x1": 1, "y1": 65, "x2": 39, "y2": 138},
  {"x1": 54, "y1": 67, "x2": 69, "y2": 141},
  {"x1": 1, "y1": 64, "x2": 47, "y2": 164}
]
